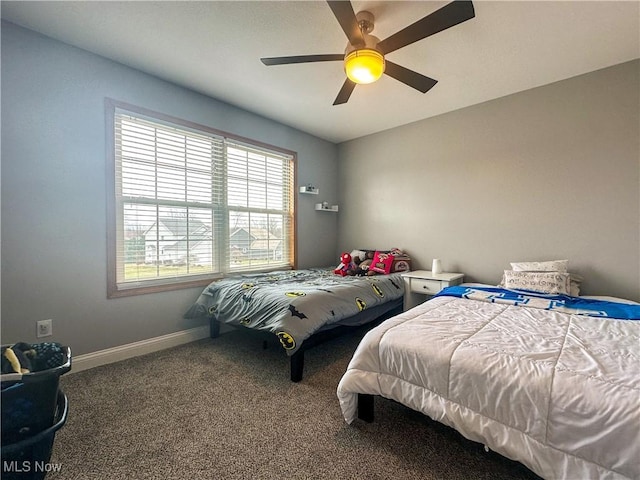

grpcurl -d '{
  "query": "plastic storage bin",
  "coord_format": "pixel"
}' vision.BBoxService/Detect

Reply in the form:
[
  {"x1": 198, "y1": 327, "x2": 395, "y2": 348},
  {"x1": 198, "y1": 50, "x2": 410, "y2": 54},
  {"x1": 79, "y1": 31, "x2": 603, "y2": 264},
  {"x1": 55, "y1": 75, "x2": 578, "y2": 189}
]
[
  {"x1": 1, "y1": 391, "x2": 68, "y2": 480},
  {"x1": 1, "y1": 345, "x2": 71, "y2": 479},
  {"x1": 1, "y1": 346, "x2": 71, "y2": 443}
]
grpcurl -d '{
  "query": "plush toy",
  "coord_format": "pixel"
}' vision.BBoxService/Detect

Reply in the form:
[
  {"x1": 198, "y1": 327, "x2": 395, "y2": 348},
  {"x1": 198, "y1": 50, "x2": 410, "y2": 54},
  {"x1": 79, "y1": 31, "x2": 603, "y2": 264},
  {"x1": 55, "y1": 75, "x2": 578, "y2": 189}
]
[
  {"x1": 360, "y1": 258, "x2": 374, "y2": 275},
  {"x1": 334, "y1": 252, "x2": 355, "y2": 276},
  {"x1": 334, "y1": 248, "x2": 411, "y2": 277},
  {"x1": 349, "y1": 249, "x2": 367, "y2": 264},
  {"x1": 345, "y1": 249, "x2": 372, "y2": 276}
]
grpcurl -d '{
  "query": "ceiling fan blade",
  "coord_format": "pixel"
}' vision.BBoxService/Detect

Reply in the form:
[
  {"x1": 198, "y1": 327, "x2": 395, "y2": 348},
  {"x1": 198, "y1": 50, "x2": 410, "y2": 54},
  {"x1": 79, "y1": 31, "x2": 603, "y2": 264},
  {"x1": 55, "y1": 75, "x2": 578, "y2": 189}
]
[
  {"x1": 384, "y1": 61, "x2": 438, "y2": 93},
  {"x1": 261, "y1": 54, "x2": 343, "y2": 66},
  {"x1": 333, "y1": 79, "x2": 356, "y2": 105},
  {"x1": 377, "y1": 1, "x2": 475, "y2": 55},
  {"x1": 326, "y1": 1, "x2": 365, "y2": 47}
]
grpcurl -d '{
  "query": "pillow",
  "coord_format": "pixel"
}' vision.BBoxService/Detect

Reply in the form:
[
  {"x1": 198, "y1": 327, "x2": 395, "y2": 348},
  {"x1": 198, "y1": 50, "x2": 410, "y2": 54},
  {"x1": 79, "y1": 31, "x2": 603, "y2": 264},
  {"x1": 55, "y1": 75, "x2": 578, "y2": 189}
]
[
  {"x1": 502, "y1": 270, "x2": 571, "y2": 295},
  {"x1": 357, "y1": 249, "x2": 376, "y2": 260},
  {"x1": 349, "y1": 249, "x2": 368, "y2": 263},
  {"x1": 389, "y1": 248, "x2": 412, "y2": 273},
  {"x1": 370, "y1": 250, "x2": 394, "y2": 275},
  {"x1": 569, "y1": 273, "x2": 583, "y2": 297},
  {"x1": 510, "y1": 260, "x2": 568, "y2": 273},
  {"x1": 391, "y1": 259, "x2": 411, "y2": 273}
]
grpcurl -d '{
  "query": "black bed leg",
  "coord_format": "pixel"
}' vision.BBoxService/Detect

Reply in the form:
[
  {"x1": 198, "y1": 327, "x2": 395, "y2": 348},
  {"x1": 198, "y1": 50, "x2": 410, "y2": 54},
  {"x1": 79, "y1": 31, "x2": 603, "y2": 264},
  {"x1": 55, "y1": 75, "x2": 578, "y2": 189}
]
[
  {"x1": 357, "y1": 393, "x2": 374, "y2": 422},
  {"x1": 210, "y1": 318, "x2": 220, "y2": 338},
  {"x1": 290, "y1": 351, "x2": 304, "y2": 382}
]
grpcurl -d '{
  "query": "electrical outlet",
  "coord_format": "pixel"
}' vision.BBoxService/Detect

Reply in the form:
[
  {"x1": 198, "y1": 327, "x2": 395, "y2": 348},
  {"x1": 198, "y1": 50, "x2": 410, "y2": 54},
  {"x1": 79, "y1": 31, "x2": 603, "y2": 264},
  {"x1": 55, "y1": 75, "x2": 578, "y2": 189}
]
[{"x1": 37, "y1": 319, "x2": 53, "y2": 338}]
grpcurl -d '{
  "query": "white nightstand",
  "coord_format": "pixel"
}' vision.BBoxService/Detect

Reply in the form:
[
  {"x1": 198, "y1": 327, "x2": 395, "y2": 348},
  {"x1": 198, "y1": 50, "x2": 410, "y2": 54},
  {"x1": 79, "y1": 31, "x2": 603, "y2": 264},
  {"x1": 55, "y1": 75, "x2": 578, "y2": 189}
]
[{"x1": 401, "y1": 270, "x2": 464, "y2": 311}]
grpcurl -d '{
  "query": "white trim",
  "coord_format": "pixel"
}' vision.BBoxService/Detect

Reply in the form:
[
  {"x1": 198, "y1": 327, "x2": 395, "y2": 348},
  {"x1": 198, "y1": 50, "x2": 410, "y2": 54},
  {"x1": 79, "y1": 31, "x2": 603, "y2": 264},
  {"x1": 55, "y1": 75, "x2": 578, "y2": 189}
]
[{"x1": 70, "y1": 326, "x2": 209, "y2": 373}]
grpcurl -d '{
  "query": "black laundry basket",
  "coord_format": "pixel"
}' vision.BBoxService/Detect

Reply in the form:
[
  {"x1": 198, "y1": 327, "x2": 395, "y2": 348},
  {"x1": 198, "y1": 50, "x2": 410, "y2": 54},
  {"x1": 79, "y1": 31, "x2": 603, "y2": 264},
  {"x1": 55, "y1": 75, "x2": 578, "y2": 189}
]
[
  {"x1": 1, "y1": 391, "x2": 68, "y2": 480},
  {"x1": 1, "y1": 345, "x2": 71, "y2": 479}
]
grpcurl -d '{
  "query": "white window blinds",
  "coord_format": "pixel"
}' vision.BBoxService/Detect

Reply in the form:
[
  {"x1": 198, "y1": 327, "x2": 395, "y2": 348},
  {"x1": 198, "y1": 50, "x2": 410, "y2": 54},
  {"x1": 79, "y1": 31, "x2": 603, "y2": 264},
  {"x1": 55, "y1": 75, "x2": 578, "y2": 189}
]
[{"x1": 109, "y1": 103, "x2": 295, "y2": 296}]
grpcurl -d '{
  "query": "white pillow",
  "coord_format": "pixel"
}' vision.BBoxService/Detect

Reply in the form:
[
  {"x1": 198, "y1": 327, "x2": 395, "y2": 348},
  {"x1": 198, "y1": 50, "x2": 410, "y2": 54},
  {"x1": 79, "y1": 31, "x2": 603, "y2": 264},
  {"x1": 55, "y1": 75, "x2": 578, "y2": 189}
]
[
  {"x1": 349, "y1": 249, "x2": 368, "y2": 262},
  {"x1": 502, "y1": 270, "x2": 571, "y2": 295},
  {"x1": 569, "y1": 274, "x2": 583, "y2": 297},
  {"x1": 510, "y1": 260, "x2": 568, "y2": 273}
]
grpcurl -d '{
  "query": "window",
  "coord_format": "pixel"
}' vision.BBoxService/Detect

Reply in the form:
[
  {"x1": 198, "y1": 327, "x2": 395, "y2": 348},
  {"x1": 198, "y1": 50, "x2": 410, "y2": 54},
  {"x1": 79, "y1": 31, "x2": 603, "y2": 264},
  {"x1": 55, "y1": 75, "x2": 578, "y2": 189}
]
[{"x1": 106, "y1": 100, "x2": 296, "y2": 297}]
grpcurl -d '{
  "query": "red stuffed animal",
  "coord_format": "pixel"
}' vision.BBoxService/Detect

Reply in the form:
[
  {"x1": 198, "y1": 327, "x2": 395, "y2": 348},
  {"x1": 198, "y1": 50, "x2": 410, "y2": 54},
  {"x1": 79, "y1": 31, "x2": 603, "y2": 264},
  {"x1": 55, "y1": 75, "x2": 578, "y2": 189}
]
[{"x1": 334, "y1": 252, "x2": 354, "y2": 276}]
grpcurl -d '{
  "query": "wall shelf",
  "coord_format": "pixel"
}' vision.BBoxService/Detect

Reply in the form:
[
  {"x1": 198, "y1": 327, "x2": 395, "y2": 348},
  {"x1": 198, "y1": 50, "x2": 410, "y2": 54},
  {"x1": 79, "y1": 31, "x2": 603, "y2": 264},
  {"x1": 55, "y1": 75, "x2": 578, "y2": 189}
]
[
  {"x1": 315, "y1": 203, "x2": 339, "y2": 212},
  {"x1": 299, "y1": 186, "x2": 319, "y2": 195}
]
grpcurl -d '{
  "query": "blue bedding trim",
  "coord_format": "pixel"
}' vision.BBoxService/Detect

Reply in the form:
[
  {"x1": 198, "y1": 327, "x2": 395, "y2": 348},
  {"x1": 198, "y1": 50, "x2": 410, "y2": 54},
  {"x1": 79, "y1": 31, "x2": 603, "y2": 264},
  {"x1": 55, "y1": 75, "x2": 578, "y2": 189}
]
[{"x1": 435, "y1": 286, "x2": 640, "y2": 320}]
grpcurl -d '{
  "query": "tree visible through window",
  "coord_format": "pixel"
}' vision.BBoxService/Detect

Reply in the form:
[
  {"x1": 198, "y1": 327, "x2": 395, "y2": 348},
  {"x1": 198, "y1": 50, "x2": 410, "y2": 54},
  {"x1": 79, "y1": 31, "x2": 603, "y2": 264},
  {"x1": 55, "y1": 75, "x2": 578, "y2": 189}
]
[{"x1": 106, "y1": 100, "x2": 296, "y2": 297}]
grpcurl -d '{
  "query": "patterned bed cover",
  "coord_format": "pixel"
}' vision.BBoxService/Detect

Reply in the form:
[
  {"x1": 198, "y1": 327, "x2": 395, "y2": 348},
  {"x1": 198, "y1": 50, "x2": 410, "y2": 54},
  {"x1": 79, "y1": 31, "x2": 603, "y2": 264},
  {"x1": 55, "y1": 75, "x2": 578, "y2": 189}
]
[{"x1": 185, "y1": 268, "x2": 405, "y2": 355}]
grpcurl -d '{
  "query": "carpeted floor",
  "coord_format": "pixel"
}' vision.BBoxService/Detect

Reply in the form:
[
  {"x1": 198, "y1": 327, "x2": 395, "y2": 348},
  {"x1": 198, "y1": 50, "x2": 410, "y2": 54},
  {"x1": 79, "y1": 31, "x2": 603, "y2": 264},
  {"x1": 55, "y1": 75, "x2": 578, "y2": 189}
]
[{"x1": 47, "y1": 328, "x2": 541, "y2": 479}]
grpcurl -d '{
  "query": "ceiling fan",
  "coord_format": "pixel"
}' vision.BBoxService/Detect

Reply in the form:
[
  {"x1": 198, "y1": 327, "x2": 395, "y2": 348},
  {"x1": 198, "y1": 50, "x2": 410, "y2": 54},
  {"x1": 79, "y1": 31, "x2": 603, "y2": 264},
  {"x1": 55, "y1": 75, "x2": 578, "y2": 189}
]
[{"x1": 261, "y1": 1, "x2": 475, "y2": 105}]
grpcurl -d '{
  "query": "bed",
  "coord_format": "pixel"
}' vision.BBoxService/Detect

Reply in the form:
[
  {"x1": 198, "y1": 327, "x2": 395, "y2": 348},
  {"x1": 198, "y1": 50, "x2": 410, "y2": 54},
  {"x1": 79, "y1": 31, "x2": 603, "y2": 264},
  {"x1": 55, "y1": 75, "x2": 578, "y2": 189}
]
[
  {"x1": 337, "y1": 285, "x2": 640, "y2": 479},
  {"x1": 185, "y1": 267, "x2": 404, "y2": 381}
]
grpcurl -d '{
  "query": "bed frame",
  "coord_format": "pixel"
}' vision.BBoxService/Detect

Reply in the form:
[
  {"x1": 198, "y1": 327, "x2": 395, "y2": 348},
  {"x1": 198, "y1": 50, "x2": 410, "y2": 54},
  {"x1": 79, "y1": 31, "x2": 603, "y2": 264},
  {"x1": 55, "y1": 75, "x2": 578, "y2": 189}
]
[
  {"x1": 356, "y1": 393, "x2": 375, "y2": 422},
  {"x1": 209, "y1": 298, "x2": 403, "y2": 382},
  {"x1": 338, "y1": 289, "x2": 640, "y2": 479}
]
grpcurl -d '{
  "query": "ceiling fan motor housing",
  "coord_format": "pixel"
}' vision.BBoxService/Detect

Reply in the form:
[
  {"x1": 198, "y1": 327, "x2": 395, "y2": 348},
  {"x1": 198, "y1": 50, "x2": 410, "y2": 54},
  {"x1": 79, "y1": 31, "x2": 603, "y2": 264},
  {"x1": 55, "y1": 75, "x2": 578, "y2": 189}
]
[
  {"x1": 344, "y1": 32, "x2": 382, "y2": 56},
  {"x1": 345, "y1": 11, "x2": 380, "y2": 55}
]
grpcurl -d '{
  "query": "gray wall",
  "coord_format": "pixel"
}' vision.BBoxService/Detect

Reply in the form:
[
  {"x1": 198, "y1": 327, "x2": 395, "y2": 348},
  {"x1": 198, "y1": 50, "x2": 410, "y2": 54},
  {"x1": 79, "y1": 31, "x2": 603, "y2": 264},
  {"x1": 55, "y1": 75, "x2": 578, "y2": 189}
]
[
  {"x1": 337, "y1": 60, "x2": 640, "y2": 301},
  {"x1": 3, "y1": 22, "x2": 638, "y2": 359},
  {"x1": 1, "y1": 22, "x2": 339, "y2": 354}
]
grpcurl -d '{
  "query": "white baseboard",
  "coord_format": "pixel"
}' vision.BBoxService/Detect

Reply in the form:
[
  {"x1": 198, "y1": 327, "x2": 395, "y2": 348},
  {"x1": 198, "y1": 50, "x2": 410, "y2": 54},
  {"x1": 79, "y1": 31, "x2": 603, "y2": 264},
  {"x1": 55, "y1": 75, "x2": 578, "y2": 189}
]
[{"x1": 71, "y1": 325, "x2": 209, "y2": 373}]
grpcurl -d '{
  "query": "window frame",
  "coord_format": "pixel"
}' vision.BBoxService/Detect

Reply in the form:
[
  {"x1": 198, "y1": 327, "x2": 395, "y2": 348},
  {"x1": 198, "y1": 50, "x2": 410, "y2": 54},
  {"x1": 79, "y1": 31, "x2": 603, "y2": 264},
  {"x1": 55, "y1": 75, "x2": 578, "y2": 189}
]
[{"x1": 106, "y1": 99, "x2": 298, "y2": 298}]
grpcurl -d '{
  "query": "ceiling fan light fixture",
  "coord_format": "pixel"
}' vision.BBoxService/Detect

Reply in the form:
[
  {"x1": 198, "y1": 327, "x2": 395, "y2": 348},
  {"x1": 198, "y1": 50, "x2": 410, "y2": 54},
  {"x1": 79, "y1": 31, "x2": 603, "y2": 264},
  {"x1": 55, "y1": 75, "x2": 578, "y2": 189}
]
[{"x1": 344, "y1": 49, "x2": 385, "y2": 84}]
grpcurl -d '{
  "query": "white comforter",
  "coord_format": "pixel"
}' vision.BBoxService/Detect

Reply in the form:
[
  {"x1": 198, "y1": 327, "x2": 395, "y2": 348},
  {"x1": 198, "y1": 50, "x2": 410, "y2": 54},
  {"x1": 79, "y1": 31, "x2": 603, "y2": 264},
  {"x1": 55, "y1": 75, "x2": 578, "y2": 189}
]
[{"x1": 337, "y1": 295, "x2": 640, "y2": 479}]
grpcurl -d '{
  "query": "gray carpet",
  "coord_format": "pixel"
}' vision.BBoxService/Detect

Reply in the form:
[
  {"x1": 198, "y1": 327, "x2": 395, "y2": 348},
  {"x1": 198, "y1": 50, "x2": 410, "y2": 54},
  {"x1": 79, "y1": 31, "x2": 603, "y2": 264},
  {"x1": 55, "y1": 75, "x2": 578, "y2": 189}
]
[{"x1": 48, "y1": 328, "x2": 541, "y2": 479}]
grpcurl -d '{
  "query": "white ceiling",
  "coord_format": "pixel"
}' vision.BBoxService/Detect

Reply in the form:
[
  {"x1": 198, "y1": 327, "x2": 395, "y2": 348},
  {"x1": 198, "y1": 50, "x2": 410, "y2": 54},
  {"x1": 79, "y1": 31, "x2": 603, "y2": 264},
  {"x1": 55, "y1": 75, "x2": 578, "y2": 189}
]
[{"x1": 2, "y1": 1, "x2": 639, "y2": 143}]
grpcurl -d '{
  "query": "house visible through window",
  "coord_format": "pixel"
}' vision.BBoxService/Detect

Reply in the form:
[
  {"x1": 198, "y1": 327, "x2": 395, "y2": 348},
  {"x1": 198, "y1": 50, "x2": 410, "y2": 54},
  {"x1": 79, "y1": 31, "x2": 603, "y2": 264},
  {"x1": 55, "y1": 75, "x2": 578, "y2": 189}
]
[{"x1": 106, "y1": 100, "x2": 296, "y2": 297}]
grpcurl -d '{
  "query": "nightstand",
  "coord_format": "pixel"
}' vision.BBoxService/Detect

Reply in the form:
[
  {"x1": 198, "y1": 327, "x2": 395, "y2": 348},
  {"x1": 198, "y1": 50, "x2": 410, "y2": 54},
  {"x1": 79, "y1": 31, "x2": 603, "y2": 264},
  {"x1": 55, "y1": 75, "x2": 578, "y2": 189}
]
[{"x1": 402, "y1": 270, "x2": 464, "y2": 310}]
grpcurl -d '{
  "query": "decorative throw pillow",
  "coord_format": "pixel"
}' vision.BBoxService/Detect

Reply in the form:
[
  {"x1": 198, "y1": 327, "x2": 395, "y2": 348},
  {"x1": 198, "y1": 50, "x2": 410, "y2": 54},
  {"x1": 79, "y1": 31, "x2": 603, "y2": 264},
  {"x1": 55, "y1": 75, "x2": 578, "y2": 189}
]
[
  {"x1": 388, "y1": 248, "x2": 411, "y2": 273},
  {"x1": 371, "y1": 250, "x2": 394, "y2": 275},
  {"x1": 391, "y1": 259, "x2": 411, "y2": 273},
  {"x1": 510, "y1": 260, "x2": 569, "y2": 273},
  {"x1": 502, "y1": 270, "x2": 571, "y2": 295}
]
